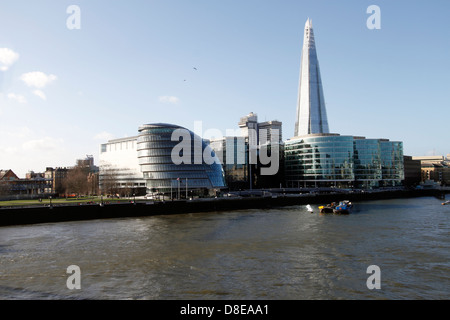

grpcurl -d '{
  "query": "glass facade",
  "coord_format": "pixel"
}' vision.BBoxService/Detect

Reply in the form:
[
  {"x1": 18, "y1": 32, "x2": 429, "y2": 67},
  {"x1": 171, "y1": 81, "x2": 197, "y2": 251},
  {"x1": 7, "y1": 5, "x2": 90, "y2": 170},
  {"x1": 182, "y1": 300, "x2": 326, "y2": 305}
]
[
  {"x1": 285, "y1": 134, "x2": 404, "y2": 188},
  {"x1": 295, "y1": 19, "x2": 329, "y2": 136},
  {"x1": 285, "y1": 134, "x2": 354, "y2": 188},
  {"x1": 137, "y1": 123, "x2": 226, "y2": 194},
  {"x1": 353, "y1": 138, "x2": 382, "y2": 188},
  {"x1": 380, "y1": 140, "x2": 404, "y2": 186},
  {"x1": 209, "y1": 136, "x2": 249, "y2": 190}
]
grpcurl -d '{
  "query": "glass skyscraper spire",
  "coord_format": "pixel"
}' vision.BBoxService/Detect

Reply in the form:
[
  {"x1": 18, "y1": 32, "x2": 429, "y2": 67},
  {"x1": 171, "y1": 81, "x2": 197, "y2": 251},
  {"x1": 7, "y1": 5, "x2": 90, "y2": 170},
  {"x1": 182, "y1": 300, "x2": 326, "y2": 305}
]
[{"x1": 295, "y1": 18, "x2": 330, "y2": 136}]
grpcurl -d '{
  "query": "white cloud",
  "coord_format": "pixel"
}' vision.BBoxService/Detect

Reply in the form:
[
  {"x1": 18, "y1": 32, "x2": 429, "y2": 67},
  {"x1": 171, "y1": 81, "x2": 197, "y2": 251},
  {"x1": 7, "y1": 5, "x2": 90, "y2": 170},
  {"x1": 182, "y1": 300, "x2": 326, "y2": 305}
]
[
  {"x1": 13, "y1": 126, "x2": 34, "y2": 138},
  {"x1": 94, "y1": 131, "x2": 115, "y2": 141},
  {"x1": 20, "y1": 71, "x2": 57, "y2": 89},
  {"x1": 0, "y1": 48, "x2": 19, "y2": 71},
  {"x1": 159, "y1": 96, "x2": 180, "y2": 104},
  {"x1": 33, "y1": 89, "x2": 47, "y2": 100},
  {"x1": 7, "y1": 93, "x2": 27, "y2": 104},
  {"x1": 0, "y1": 146, "x2": 19, "y2": 155},
  {"x1": 0, "y1": 126, "x2": 33, "y2": 139},
  {"x1": 22, "y1": 137, "x2": 64, "y2": 152}
]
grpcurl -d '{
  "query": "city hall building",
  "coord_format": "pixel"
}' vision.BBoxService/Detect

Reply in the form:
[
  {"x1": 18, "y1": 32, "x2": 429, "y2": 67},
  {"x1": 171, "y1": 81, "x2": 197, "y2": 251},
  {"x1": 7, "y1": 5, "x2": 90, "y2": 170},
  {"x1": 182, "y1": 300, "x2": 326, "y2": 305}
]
[{"x1": 99, "y1": 123, "x2": 225, "y2": 197}]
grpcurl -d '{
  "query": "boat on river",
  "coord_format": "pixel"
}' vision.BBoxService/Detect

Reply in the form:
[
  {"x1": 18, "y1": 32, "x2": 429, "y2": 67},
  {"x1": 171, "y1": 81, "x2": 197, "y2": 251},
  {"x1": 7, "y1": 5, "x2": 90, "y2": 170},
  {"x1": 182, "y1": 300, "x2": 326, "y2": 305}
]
[
  {"x1": 333, "y1": 200, "x2": 353, "y2": 214},
  {"x1": 442, "y1": 200, "x2": 450, "y2": 205},
  {"x1": 306, "y1": 204, "x2": 313, "y2": 213},
  {"x1": 319, "y1": 202, "x2": 337, "y2": 214},
  {"x1": 319, "y1": 200, "x2": 353, "y2": 214}
]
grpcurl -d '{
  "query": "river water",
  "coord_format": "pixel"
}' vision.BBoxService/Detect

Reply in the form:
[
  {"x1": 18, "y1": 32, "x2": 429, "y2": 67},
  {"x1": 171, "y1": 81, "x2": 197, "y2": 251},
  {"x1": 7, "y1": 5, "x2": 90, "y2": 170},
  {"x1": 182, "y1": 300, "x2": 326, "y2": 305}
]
[{"x1": 0, "y1": 196, "x2": 448, "y2": 300}]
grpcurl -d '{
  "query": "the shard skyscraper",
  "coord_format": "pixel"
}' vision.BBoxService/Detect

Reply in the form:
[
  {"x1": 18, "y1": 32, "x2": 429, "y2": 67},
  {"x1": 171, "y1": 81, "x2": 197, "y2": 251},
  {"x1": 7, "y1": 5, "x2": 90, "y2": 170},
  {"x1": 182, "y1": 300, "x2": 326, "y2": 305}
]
[{"x1": 294, "y1": 19, "x2": 330, "y2": 136}]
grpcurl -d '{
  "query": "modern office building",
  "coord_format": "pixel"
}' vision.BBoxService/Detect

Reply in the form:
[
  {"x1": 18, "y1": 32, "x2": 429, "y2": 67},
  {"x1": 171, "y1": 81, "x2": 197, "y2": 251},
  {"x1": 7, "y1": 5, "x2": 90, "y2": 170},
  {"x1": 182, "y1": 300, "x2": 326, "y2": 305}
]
[
  {"x1": 258, "y1": 120, "x2": 283, "y2": 145},
  {"x1": 285, "y1": 19, "x2": 405, "y2": 189},
  {"x1": 403, "y1": 156, "x2": 422, "y2": 187},
  {"x1": 238, "y1": 112, "x2": 282, "y2": 146},
  {"x1": 209, "y1": 113, "x2": 283, "y2": 190},
  {"x1": 295, "y1": 18, "x2": 329, "y2": 137},
  {"x1": 99, "y1": 136, "x2": 146, "y2": 195},
  {"x1": 99, "y1": 123, "x2": 226, "y2": 197},
  {"x1": 238, "y1": 112, "x2": 259, "y2": 148},
  {"x1": 137, "y1": 123, "x2": 226, "y2": 196},
  {"x1": 209, "y1": 136, "x2": 249, "y2": 190},
  {"x1": 285, "y1": 134, "x2": 404, "y2": 188}
]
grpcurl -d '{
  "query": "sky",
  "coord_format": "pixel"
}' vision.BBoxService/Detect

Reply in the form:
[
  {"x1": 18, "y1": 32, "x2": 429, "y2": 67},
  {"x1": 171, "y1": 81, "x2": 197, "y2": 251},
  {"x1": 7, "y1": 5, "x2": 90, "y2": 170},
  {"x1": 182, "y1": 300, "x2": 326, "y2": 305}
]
[{"x1": 1, "y1": 0, "x2": 449, "y2": 178}]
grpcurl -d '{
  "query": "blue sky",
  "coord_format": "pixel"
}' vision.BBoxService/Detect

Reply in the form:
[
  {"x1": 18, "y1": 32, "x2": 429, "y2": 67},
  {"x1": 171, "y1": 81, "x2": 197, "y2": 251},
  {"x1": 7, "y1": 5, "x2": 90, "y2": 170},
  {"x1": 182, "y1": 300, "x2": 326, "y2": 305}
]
[{"x1": 1, "y1": 0, "x2": 449, "y2": 177}]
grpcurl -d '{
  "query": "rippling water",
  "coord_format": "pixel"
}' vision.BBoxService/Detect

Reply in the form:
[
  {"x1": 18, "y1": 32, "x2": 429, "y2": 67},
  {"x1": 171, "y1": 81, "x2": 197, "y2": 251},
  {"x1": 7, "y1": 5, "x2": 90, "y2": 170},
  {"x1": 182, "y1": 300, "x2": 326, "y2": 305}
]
[{"x1": 0, "y1": 196, "x2": 449, "y2": 300}]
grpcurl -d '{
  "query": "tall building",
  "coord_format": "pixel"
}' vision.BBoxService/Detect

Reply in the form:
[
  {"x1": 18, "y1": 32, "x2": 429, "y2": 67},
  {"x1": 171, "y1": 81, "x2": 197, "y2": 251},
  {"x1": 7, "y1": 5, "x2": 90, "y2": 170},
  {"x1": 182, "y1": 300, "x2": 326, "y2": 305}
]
[
  {"x1": 285, "y1": 19, "x2": 404, "y2": 189},
  {"x1": 238, "y1": 112, "x2": 259, "y2": 148},
  {"x1": 209, "y1": 136, "x2": 249, "y2": 190},
  {"x1": 258, "y1": 120, "x2": 283, "y2": 145},
  {"x1": 209, "y1": 113, "x2": 283, "y2": 190},
  {"x1": 295, "y1": 18, "x2": 329, "y2": 136},
  {"x1": 238, "y1": 112, "x2": 282, "y2": 146}
]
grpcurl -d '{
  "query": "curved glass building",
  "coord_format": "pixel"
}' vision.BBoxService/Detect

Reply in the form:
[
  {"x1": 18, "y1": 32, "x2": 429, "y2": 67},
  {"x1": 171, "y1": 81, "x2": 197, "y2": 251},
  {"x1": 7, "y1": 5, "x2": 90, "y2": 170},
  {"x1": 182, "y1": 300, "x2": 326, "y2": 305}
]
[
  {"x1": 285, "y1": 134, "x2": 354, "y2": 188},
  {"x1": 285, "y1": 134, "x2": 404, "y2": 189},
  {"x1": 137, "y1": 123, "x2": 225, "y2": 195}
]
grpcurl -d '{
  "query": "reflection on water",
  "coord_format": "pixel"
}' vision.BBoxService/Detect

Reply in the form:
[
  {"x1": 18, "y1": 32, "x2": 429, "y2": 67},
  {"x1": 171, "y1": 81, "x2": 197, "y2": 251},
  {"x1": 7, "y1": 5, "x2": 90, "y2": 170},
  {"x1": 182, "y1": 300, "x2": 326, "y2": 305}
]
[{"x1": 0, "y1": 197, "x2": 449, "y2": 299}]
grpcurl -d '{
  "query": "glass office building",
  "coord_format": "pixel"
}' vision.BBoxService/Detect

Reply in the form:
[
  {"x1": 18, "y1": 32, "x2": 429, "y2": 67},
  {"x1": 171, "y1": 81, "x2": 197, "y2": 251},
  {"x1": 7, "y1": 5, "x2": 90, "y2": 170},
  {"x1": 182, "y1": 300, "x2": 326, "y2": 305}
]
[
  {"x1": 286, "y1": 20, "x2": 404, "y2": 189},
  {"x1": 285, "y1": 134, "x2": 354, "y2": 188},
  {"x1": 209, "y1": 136, "x2": 249, "y2": 190},
  {"x1": 380, "y1": 140, "x2": 404, "y2": 185},
  {"x1": 353, "y1": 137, "x2": 382, "y2": 188},
  {"x1": 295, "y1": 19, "x2": 330, "y2": 136},
  {"x1": 284, "y1": 134, "x2": 404, "y2": 188},
  {"x1": 137, "y1": 123, "x2": 226, "y2": 195}
]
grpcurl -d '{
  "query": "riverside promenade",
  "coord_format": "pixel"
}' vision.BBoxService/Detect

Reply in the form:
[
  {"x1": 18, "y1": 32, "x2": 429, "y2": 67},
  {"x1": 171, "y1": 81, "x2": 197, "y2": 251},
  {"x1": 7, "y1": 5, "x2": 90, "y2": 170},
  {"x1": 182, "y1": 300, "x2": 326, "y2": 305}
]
[{"x1": 0, "y1": 188, "x2": 446, "y2": 227}]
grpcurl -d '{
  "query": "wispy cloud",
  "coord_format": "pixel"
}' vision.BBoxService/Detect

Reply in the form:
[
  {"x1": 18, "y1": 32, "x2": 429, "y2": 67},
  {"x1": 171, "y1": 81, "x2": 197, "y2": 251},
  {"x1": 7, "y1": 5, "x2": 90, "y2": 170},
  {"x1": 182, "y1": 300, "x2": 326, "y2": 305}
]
[
  {"x1": 33, "y1": 89, "x2": 47, "y2": 100},
  {"x1": 159, "y1": 96, "x2": 180, "y2": 104},
  {"x1": 7, "y1": 93, "x2": 27, "y2": 104},
  {"x1": 22, "y1": 136, "x2": 64, "y2": 152},
  {"x1": 0, "y1": 48, "x2": 19, "y2": 71},
  {"x1": 94, "y1": 131, "x2": 115, "y2": 141},
  {"x1": 20, "y1": 71, "x2": 57, "y2": 89}
]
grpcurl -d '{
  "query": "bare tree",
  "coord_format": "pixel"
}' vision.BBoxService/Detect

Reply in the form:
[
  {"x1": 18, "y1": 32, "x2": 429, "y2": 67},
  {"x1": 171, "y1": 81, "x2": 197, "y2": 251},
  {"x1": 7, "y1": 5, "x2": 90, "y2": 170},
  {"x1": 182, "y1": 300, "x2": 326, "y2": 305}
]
[
  {"x1": 87, "y1": 172, "x2": 99, "y2": 196},
  {"x1": 99, "y1": 164, "x2": 120, "y2": 196},
  {"x1": 65, "y1": 165, "x2": 89, "y2": 197}
]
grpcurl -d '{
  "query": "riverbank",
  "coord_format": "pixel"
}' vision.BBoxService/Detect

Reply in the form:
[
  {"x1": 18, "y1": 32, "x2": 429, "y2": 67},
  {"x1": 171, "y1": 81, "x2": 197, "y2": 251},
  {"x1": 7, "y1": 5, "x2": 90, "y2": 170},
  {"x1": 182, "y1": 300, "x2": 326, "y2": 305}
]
[{"x1": 0, "y1": 189, "x2": 446, "y2": 227}]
